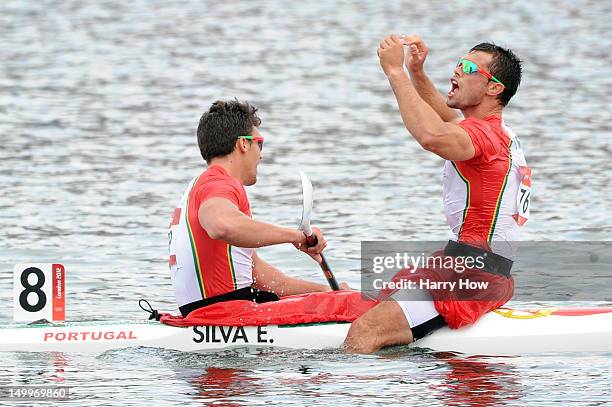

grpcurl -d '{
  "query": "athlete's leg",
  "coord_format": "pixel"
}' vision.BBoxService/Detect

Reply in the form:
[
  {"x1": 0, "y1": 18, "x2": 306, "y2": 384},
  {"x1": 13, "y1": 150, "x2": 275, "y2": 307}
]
[{"x1": 343, "y1": 300, "x2": 413, "y2": 354}]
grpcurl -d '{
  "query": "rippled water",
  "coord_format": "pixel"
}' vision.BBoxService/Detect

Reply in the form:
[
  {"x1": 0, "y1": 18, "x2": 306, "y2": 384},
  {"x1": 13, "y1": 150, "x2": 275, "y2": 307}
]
[{"x1": 1, "y1": 0, "x2": 611, "y2": 405}]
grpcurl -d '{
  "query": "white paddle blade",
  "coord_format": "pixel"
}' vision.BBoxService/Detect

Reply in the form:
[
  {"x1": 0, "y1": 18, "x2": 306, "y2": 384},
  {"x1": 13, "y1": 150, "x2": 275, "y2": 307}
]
[{"x1": 298, "y1": 171, "x2": 314, "y2": 237}]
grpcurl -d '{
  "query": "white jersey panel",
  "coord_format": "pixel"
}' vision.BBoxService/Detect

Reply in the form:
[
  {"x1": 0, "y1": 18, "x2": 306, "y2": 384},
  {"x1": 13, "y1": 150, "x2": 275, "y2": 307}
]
[{"x1": 169, "y1": 177, "x2": 201, "y2": 308}]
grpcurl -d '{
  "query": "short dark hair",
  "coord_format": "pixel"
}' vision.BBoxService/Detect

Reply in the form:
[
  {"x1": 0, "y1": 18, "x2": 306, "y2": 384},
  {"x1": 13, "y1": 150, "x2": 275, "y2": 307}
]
[
  {"x1": 470, "y1": 43, "x2": 522, "y2": 107},
  {"x1": 197, "y1": 99, "x2": 261, "y2": 162}
]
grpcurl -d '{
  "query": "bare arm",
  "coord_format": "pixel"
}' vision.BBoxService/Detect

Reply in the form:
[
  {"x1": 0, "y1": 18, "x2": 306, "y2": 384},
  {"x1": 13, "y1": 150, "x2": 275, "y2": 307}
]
[
  {"x1": 409, "y1": 70, "x2": 460, "y2": 123},
  {"x1": 402, "y1": 35, "x2": 460, "y2": 123},
  {"x1": 379, "y1": 35, "x2": 475, "y2": 161},
  {"x1": 199, "y1": 197, "x2": 302, "y2": 248},
  {"x1": 387, "y1": 70, "x2": 474, "y2": 160},
  {"x1": 251, "y1": 251, "x2": 329, "y2": 296}
]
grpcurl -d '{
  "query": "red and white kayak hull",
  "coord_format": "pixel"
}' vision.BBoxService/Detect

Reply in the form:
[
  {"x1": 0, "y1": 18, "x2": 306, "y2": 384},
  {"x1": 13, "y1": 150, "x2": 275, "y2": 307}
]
[{"x1": 1, "y1": 307, "x2": 611, "y2": 355}]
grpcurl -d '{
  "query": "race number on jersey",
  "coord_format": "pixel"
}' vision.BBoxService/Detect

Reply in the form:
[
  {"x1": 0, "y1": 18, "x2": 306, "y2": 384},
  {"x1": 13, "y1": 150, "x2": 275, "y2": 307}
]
[
  {"x1": 13, "y1": 264, "x2": 65, "y2": 322},
  {"x1": 514, "y1": 166, "x2": 532, "y2": 226},
  {"x1": 503, "y1": 122, "x2": 532, "y2": 227}
]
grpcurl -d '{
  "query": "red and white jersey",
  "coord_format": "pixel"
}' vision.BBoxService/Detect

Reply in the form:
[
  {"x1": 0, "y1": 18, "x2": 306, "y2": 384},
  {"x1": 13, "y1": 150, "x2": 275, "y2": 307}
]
[
  {"x1": 443, "y1": 116, "x2": 530, "y2": 257},
  {"x1": 168, "y1": 165, "x2": 254, "y2": 308}
]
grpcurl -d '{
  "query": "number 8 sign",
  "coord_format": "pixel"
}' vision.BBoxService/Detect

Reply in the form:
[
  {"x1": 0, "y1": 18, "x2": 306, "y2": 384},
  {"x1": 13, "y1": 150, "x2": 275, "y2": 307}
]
[{"x1": 13, "y1": 264, "x2": 65, "y2": 322}]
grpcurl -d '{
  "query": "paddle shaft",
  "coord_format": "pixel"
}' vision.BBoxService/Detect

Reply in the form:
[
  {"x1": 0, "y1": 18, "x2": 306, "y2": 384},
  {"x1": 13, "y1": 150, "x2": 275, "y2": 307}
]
[{"x1": 306, "y1": 235, "x2": 340, "y2": 291}]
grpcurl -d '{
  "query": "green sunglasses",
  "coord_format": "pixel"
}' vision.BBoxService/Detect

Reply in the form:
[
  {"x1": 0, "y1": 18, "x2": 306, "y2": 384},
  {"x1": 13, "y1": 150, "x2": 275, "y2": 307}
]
[
  {"x1": 237, "y1": 135, "x2": 264, "y2": 151},
  {"x1": 456, "y1": 59, "x2": 504, "y2": 87}
]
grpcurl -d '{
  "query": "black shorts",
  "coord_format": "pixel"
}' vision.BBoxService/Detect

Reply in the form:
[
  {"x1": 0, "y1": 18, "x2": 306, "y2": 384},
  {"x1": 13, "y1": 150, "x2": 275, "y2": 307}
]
[
  {"x1": 411, "y1": 315, "x2": 447, "y2": 340},
  {"x1": 179, "y1": 286, "x2": 279, "y2": 317}
]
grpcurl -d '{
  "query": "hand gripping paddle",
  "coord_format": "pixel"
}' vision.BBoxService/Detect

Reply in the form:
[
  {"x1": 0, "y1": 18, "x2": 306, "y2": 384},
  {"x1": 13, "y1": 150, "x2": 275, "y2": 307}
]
[{"x1": 298, "y1": 171, "x2": 340, "y2": 291}]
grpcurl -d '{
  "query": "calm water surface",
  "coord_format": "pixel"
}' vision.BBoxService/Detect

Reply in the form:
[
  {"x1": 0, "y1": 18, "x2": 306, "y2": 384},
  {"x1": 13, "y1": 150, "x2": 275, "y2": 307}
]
[{"x1": 1, "y1": 0, "x2": 611, "y2": 405}]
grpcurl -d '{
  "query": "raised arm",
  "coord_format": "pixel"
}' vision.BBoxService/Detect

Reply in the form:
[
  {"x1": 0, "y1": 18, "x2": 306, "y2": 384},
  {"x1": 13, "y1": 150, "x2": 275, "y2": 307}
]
[
  {"x1": 378, "y1": 35, "x2": 475, "y2": 161},
  {"x1": 402, "y1": 35, "x2": 460, "y2": 123}
]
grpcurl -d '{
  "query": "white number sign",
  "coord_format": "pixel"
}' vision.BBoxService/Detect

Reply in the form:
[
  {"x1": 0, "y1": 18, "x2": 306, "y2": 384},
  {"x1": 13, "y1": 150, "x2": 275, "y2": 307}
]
[{"x1": 13, "y1": 264, "x2": 65, "y2": 322}]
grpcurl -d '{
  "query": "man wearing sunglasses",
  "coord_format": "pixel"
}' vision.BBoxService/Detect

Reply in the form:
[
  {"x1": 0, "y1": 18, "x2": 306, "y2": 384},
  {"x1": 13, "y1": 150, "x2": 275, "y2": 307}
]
[
  {"x1": 345, "y1": 36, "x2": 527, "y2": 353},
  {"x1": 169, "y1": 99, "x2": 339, "y2": 317}
]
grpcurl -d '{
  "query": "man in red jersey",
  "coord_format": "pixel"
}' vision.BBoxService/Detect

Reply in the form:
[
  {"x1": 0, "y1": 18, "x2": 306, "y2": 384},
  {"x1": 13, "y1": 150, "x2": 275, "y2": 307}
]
[
  {"x1": 169, "y1": 100, "x2": 345, "y2": 316},
  {"x1": 344, "y1": 36, "x2": 528, "y2": 352}
]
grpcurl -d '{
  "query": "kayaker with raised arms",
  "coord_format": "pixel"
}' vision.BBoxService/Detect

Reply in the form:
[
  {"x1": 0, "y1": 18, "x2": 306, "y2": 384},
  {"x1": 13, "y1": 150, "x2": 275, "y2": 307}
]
[{"x1": 344, "y1": 36, "x2": 529, "y2": 353}]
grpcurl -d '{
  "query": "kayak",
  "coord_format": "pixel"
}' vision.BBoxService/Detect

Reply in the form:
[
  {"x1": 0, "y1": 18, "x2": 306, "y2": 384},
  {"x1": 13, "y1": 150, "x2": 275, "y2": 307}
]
[{"x1": 1, "y1": 306, "x2": 611, "y2": 355}]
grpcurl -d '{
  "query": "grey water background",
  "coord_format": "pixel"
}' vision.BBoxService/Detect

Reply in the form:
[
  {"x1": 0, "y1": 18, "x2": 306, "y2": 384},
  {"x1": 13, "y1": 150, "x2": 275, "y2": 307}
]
[{"x1": 0, "y1": 0, "x2": 611, "y2": 405}]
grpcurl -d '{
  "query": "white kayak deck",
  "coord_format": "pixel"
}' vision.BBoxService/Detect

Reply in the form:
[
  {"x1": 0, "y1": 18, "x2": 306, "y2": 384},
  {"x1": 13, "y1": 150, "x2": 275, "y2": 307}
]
[{"x1": 1, "y1": 308, "x2": 612, "y2": 355}]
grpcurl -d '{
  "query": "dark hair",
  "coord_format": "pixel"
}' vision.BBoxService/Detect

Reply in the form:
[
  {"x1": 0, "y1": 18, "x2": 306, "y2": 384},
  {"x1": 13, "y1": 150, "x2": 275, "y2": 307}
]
[
  {"x1": 470, "y1": 43, "x2": 522, "y2": 107},
  {"x1": 197, "y1": 99, "x2": 261, "y2": 162}
]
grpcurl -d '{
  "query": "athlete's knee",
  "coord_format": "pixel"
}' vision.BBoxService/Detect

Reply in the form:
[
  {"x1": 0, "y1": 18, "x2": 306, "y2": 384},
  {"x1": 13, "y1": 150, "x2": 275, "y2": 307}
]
[
  {"x1": 343, "y1": 317, "x2": 382, "y2": 354},
  {"x1": 344, "y1": 301, "x2": 414, "y2": 354},
  {"x1": 344, "y1": 302, "x2": 410, "y2": 354}
]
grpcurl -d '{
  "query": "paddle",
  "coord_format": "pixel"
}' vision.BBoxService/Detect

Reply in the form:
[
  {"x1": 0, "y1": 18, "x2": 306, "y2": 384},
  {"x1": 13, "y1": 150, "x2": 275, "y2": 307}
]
[{"x1": 298, "y1": 171, "x2": 340, "y2": 291}]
